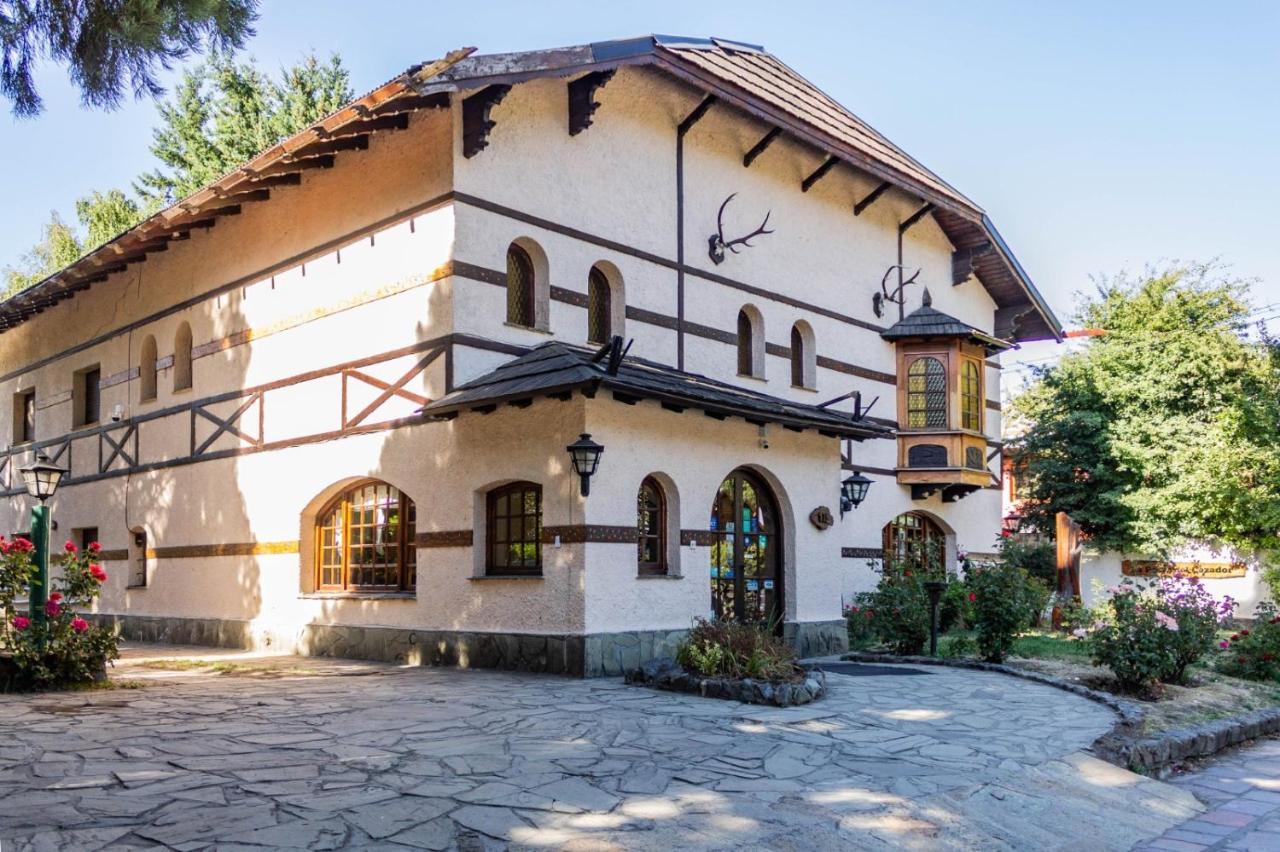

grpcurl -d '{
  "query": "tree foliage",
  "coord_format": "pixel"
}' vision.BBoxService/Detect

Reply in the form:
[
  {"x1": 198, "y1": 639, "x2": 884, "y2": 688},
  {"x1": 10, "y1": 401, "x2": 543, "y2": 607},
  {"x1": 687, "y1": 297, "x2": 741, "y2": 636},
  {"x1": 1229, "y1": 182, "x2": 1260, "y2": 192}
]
[
  {"x1": 1009, "y1": 263, "x2": 1280, "y2": 554},
  {"x1": 3, "y1": 50, "x2": 351, "y2": 297},
  {"x1": 0, "y1": 0, "x2": 257, "y2": 117}
]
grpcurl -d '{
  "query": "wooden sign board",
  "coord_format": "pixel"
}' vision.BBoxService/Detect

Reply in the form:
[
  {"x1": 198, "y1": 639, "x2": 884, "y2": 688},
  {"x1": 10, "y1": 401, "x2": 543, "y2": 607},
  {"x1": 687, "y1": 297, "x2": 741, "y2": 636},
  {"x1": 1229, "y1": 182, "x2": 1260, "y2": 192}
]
[{"x1": 1121, "y1": 560, "x2": 1247, "y2": 579}]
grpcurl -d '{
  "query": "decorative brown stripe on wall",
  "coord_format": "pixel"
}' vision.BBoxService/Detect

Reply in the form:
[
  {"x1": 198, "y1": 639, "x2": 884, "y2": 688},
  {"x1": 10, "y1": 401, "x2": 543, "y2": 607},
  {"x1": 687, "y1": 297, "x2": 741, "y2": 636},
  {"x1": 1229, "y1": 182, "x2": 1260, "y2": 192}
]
[
  {"x1": 145, "y1": 541, "x2": 300, "y2": 559},
  {"x1": 842, "y1": 547, "x2": 885, "y2": 559},
  {"x1": 543, "y1": 525, "x2": 638, "y2": 544},
  {"x1": 96, "y1": 549, "x2": 129, "y2": 562},
  {"x1": 416, "y1": 530, "x2": 474, "y2": 548},
  {"x1": 681, "y1": 529, "x2": 718, "y2": 547}
]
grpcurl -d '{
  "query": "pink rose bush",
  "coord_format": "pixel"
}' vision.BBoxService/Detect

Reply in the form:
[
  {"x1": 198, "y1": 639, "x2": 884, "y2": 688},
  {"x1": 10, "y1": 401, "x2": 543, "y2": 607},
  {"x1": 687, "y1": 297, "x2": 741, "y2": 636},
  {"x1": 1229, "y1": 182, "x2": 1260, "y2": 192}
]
[{"x1": 1, "y1": 538, "x2": 119, "y2": 690}]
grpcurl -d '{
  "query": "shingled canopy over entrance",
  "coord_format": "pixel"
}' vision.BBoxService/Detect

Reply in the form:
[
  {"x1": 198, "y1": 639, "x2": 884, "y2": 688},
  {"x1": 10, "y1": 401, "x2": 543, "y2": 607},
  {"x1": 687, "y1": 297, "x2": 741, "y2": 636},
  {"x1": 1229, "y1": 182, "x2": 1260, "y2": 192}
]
[{"x1": 423, "y1": 340, "x2": 890, "y2": 440}]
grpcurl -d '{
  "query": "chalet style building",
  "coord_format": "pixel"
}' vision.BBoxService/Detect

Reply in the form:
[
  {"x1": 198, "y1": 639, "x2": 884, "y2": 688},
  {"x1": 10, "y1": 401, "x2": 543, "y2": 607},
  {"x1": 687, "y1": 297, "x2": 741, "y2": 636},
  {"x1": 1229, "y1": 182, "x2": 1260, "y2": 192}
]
[{"x1": 0, "y1": 36, "x2": 1061, "y2": 676}]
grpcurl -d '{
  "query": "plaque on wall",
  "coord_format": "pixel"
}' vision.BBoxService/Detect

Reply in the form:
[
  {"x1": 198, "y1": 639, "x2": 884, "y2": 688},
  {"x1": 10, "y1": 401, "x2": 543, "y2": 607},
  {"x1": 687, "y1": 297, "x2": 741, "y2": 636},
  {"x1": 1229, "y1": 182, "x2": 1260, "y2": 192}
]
[
  {"x1": 1121, "y1": 560, "x2": 1247, "y2": 579},
  {"x1": 809, "y1": 506, "x2": 834, "y2": 530}
]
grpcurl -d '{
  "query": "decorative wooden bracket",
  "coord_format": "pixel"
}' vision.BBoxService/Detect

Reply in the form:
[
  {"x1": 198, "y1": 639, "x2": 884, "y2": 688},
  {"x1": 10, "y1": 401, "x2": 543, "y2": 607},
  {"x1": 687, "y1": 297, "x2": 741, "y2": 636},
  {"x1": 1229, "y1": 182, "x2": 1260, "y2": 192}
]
[
  {"x1": 899, "y1": 202, "x2": 936, "y2": 234},
  {"x1": 952, "y1": 241, "x2": 994, "y2": 285},
  {"x1": 462, "y1": 85, "x2": 512, "y2": 158},
  {"x1": 801, "y1": 156, "x2": 840, "y2": 192},
  {"x1": 567, "y1": 70, "x2": 615, "y2": 136},
  {"x1": 743, "y1": 127, "x2": 782, "y2": 167},
  {"x1": 854, "y1": 181, "x2": 892, "y2": 216}
]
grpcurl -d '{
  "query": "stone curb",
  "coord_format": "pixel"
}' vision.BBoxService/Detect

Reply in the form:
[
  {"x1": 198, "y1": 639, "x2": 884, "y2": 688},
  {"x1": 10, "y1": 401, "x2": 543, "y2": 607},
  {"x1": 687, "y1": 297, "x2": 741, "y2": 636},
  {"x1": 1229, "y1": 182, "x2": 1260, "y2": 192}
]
[
  {"x1": 842, "y1": 652, "x2": 1145, "y2": 765},
  {"x1": 627, "y1": 657, "x2": 828, "y2": 707}
]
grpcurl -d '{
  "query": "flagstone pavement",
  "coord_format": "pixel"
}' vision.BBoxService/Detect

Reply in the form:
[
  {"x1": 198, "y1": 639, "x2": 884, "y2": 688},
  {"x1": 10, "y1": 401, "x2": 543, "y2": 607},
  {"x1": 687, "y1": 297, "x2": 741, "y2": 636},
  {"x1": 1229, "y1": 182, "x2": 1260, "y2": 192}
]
[{"x1": 0, "y1": 645, "x2": 1203, "y2": 850}]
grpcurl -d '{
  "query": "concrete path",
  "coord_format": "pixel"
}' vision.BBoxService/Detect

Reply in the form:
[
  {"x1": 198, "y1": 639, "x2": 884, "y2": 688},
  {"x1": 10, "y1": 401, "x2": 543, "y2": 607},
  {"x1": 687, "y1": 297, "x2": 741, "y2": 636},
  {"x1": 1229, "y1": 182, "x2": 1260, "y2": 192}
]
[
  {"x1": 1137, "y1": 737, "x2": 1280, "y2": 851},
  {"x1": 0, "y1": 646, "x2": 1201, "y2": 850}
]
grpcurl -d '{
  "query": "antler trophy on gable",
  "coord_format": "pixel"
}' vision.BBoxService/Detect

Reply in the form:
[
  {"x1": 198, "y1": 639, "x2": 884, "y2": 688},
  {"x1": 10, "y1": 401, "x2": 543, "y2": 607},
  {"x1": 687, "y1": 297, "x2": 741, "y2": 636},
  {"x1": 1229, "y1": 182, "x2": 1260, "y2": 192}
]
[{"x1": 708, "y1": 193, "x2": 774, "y2": 264}]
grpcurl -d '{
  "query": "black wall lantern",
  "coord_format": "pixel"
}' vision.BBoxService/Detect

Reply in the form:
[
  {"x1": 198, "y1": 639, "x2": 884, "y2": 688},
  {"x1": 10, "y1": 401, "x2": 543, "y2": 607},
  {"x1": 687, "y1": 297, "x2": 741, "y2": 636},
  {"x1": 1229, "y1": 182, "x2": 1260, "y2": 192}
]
[
  {"x1": 840, "y1": 472, "x2": 872, "y2": 517},
  {"x1": 566, "y1": 433, "x2": 604, "y2": 497},
  {"x1": 20, "y1": 452, "x2": 66, "y2": 504}
]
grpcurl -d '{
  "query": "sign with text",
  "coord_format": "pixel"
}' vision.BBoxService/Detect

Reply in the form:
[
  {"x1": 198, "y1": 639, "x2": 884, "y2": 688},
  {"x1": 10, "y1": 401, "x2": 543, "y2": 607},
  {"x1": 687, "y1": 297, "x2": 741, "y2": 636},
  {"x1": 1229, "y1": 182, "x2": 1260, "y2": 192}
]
[{"x1": 1121, "y1": 560, "x2": 1247, "y2": 580}]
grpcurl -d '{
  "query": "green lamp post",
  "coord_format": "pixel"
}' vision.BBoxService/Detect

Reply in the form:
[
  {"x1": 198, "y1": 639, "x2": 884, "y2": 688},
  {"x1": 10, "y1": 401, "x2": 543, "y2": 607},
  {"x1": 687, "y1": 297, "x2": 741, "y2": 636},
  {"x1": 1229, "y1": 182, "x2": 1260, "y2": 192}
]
[{"x1": 19, "y1": 453, "x2": 67, "y2": 638}]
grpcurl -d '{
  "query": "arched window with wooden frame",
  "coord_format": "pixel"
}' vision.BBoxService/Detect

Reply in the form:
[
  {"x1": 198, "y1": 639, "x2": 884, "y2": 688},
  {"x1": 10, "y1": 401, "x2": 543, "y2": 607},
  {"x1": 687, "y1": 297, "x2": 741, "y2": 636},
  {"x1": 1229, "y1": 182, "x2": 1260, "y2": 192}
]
[
  {"x1": 139, "y1": 334, "x2": 158, "y2": 402},
  {"x1": 587, "y1": 265, "x2": 612, "y2": 344},
  {"x1": 636, "y1": 476, "x2": 667, "y2": 576},
  {"x1": 173, "y1": 321, "x2": 193, "y2": 392},
  {"x1": 961, "y1": 360, "x2": 982, "y2": 432},
  {"x1": 506, "y1": 243, "x2": 536, "y2": 328},
  {"x1": 315, "y1": 481, "x2": 416, "y2": 592},
  {"x1": 737, "y1": 306, "x2": 764, "y2": 378},
  {"x1": 486, "y1": 481, "x2": 542, "y2": 576},
  {"x1": 906, "y1": 356, "x2": 947, "y2": 428},
  {"x1": 790, "y1": 320, "x2": 815, "y2": 389},
  {"x1": 882, "y1": 512, "x2": 944, "y2": 575}
]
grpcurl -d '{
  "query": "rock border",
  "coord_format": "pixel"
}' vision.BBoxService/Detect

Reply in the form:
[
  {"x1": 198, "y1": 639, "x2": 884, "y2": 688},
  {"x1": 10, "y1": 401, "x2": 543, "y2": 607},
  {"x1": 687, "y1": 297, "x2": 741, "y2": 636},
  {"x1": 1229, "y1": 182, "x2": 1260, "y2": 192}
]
[
  {"x1": 844, "y1": 651, "x2": 1280, "y2": 776},
  {"x1": 626, "y1": 656, "x2": 828, "y2": 707}
]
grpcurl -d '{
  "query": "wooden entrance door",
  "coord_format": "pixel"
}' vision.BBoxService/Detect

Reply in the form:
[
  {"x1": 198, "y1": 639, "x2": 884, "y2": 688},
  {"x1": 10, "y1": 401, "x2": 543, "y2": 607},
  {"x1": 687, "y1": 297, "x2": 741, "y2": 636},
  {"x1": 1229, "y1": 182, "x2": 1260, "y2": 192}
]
[{"x1": 710, "y1": 469, "x2": 782, "y2": 630}]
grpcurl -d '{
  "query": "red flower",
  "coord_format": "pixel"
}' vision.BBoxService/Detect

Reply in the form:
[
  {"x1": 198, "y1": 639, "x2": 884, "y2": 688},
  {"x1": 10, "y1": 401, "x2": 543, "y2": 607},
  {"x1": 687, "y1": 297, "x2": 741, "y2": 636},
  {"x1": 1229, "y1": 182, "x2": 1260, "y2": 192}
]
[
  {"x1": 63, "y1": 539, "x2": 77, "y2": 553},
  {"x1": 11, "y1": 615, "x2": 29, "y2": 630},
  {"x1": 49, "y1": 591, "x2": 62, "y2": 603},
  {"x1": 1000, "y1": 530, "x2": 1012, "y2": 539},
  {"x1": 864, "y1": 610, "x2": 873, "y2": 619},
  {"x1": 1241, "y1": 629, "x2": 1251, "y2": 637},
  {"x1": 71, "y1": 617, "x2": 89, "y2": 634},
  {"x1": 1239, "y1": 656, "x2": 1247, "y2": 664},
  {"x1": 12, "y1": 538, "x2": 33, "y2": 553},
  {"x1": 45, "y1": 599, "x2": 60, "y2": 617},
  {"x1": 968, "y1": 592, "x2": 977, "y2": 603},
  {"x1": 89, "y1": 564, "x2": 107, "y2": 583},
  {"x1": 87, "y1": 541, "x2": 102, "y2": 553}
]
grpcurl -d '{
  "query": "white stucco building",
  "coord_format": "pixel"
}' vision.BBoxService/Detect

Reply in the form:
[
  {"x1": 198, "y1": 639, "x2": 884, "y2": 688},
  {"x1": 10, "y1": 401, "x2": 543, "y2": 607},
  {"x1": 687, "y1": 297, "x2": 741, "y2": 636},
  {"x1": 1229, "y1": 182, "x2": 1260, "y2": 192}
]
[{"x1": 0, "y1": 36, "x2": 1061, "y2": 675}]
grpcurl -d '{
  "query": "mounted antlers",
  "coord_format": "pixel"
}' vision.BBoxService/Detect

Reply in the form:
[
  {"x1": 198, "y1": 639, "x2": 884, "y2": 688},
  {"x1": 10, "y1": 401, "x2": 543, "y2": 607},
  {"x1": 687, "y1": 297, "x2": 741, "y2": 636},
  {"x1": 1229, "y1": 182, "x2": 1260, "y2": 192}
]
[
  {"x1": 708, "y1": 193, "x2": 774, "y2": 265},
  {"x1": 872, "y1": 263, "x2": 922, "y2": 318}
]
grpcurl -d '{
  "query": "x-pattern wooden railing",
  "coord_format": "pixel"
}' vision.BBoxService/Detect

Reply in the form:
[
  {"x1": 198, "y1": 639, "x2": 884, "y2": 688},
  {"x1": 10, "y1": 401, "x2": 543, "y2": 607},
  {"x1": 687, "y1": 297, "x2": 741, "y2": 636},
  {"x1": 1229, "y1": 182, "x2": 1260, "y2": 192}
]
[
  {"x1": 99, "y1": 423, "x2": 137, "y2": 473},
  {"x1": 341, "y1": 348, "x2": 439, "y2": 429},
  {"x1": 191, "y1": 391, "x2": 263, "y2": 457}
]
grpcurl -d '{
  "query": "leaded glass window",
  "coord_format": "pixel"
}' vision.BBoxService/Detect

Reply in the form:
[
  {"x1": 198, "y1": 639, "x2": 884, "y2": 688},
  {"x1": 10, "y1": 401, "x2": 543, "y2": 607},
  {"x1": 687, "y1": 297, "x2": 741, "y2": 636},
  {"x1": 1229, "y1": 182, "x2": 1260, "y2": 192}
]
[
  {"x1": 587, "y1": 266, "x2": 611, "y2": 344},
  {"x1": 906, "y1": 357, "x2": 947, "y2": 428},
  {"x1": 737, "y1": 310, "x2": 753, "y2": 376},
  {"x1": 961, "y1": 361, "x2": 982, "y2": 431},
  {"x1": 506, "y1": 244, "x2": 535, "y2": 327}
]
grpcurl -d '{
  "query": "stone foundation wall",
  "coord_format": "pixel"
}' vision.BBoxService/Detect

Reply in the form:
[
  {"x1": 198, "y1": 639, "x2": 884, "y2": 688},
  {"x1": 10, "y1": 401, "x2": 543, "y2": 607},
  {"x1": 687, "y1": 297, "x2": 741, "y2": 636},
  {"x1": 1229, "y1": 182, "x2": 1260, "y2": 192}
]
[{"x1": 94, "y1": 613, "x2": 845, "y2": 677}]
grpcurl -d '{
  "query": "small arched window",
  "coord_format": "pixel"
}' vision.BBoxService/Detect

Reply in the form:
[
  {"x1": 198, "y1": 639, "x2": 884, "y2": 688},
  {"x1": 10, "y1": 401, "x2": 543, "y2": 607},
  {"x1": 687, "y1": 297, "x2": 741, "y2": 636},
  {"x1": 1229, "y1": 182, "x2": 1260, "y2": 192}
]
[
  {"x1": 961, "y1": 361, "x2": 982, "y2": 432},
  {"x1": 737, "y1": 310, "x2": 753, "y2": 375},
  {"x1": 637, "y1": 476, "x2": 666, "y2": 576},
  {"x1": 139, "y1": 335, "x2": 158, "y2": 402},
  {"x1": 906, "y1": 357, "x2": 947, "y2": 428},
  {"x1": 173, "y1": 321, "x2": 193, "y2": 392},
  {"x1": 882, "y1": 512, "x2": 945, "y2": 575},
  {"x1": 487, "y1": 481, "x2": 542, "y2": 576},
  {"x1": 737, "y1": 307, "x2": 764, "y2": 378},
  {"x1": 587, "y1": 265, "x2": 612, "y2": 344},
  {"x1": 315, "y1": 480, "x2": 416, "y2": 592},
  {"x1": 790, "y1": 321, "x2": 815, "y2": 389},
  {"x1": 506, "y1": 244, "x2": 536, "y2": 328}
]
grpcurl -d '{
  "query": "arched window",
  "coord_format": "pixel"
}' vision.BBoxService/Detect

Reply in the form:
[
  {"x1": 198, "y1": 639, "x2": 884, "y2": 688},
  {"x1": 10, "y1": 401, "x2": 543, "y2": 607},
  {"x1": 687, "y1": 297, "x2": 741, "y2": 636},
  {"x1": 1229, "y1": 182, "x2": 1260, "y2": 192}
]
[
  {"x1": 173, "y1": 321, "x2": 193, "y2": 392},
  {"x1": 139, "y1": 335, "x2": 158, "y2": 402},
  {"x1": 737, "y1": 310, "x2": 753, "y2": 375},
  {"x1": 487, "y1": 481, "x2": 542, "y2": 576},
  {"x1": 737, "y1": 306, "x2": 763, "y2": 377},
  {"x1": 790, "y1": 321, "x2": 815, "y2": 388},
  {"x1": 315, "y1": 481, "x2": 416, "y2": 592},
  {"x1": 587, "y1": 265, "x2": 612, "y2": 344},
  {"x1": 506, "y1": 244, "x2": 536, "y2": 328},
  {"x1": 637, "y1": 476, "x2": 666, "y2": 576},
  {"x1": 882, "y1": 512, "x2": 944, "y2": 575},
  {"x1": 906, "y1": 357, "x2": 946, "y2": 428},
  {"x1": 961, "y1": 361, "x2": 982, "y2": 431}
]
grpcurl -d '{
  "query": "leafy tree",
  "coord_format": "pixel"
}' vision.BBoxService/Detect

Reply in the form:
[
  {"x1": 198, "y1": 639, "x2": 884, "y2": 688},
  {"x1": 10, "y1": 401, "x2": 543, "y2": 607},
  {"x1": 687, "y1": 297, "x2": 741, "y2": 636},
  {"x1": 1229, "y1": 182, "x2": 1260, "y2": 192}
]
[
  {"x1": 1, "y1": 0, "x2": 257, "y2": 117},
  {"x1": 137, "y1": 51, "x2": 351, "y2": 203},
  {"x1": 76, "y1": 188, "x2": 149, "y2": 248},
  {"x1": 1010, "y1": 263, "x2": 1280, "y2": 554},
  {"x1": 2, "y1": 211, "x2": 81, "y2": 295}
]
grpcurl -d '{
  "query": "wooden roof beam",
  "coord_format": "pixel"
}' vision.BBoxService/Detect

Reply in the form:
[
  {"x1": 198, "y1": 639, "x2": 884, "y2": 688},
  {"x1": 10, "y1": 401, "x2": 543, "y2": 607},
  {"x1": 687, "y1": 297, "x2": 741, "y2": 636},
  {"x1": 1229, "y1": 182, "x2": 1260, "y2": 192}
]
[
  {"x1": 249, "y1": 154, "x2": 335, "y2": 181},
  {"x1": 801, "y1": 156, "x2": 839, "y2": 192},
  {"x1": 743, "y1": 126, "x2": 782, "y2": 167},
  {"x1": 289, "y1": 134, "x2": 368, "y2": 160},
  {"x1": 854, "y1": 181, "x2": 892, "y2": 216}
]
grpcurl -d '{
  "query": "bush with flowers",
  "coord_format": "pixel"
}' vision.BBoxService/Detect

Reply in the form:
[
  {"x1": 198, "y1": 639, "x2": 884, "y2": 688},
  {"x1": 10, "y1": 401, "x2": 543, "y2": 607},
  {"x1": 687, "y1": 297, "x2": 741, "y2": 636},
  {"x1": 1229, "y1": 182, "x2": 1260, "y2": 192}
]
[
  {"x1": 1217, "y1": 602, "x2": 1280, "y2": 682},
  {"x1": 1088, "y1": 580, "x2": 1176, "y2": 694},
  {"x1": 966, "y1": 560, "x2": 1035, "y2": 663},
  {"x1": 862, "y1": 555, "x2": 933, "y2": 655},
  {"x1": 1154, "y1": 573, "x2": 1236, "y2": 684},
  {"x1": 843, "y1": 592, "x2": 878, "y2": 649},
  {"x1": 1, "y1": 537, "x2": 118, "y2": 690}
]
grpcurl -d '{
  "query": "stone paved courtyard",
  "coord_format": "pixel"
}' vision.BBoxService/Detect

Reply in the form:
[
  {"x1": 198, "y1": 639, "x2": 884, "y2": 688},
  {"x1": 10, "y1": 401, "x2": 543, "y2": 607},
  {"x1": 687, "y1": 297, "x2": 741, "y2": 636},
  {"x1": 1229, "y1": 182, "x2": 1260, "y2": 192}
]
[{"x1": 0, "y1": 645, "x2": 1202, "y2": 850}]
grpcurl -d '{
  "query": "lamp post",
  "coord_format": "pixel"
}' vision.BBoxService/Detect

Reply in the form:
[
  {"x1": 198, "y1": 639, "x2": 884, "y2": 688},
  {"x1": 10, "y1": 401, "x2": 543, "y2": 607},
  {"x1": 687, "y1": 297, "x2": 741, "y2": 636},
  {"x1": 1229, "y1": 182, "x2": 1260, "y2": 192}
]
[
  {"x1": 839, "y1": 472, "x2": 872, "y2": 518},
  {"x1": 566, "y1": 433, "x2": 604, "y2": 497},
  {"x1": 18, "y1": 453, "x2": 66, "y2": 640}
]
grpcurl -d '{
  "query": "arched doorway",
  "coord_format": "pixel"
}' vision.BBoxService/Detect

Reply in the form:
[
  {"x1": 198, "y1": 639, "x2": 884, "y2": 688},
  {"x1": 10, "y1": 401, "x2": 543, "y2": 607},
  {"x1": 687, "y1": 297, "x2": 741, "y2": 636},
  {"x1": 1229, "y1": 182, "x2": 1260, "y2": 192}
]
[
  {"x1": 882, "y1": 512, "x2": 945, "y2": 574},
  {"x1": 710, "y1": 468, "x2": 782, "y2": 630}
]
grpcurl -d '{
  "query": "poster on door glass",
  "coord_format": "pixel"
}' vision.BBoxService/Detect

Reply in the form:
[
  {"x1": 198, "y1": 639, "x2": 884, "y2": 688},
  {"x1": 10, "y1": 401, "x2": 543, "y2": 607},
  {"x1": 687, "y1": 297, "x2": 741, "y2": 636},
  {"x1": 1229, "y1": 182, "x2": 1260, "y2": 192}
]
[
  {"x1": 747, "y1": 580, "x2": 759, "y2": 591},
  {"x1": 764, "y1": 579, "x2": 774, "y2": 590}
]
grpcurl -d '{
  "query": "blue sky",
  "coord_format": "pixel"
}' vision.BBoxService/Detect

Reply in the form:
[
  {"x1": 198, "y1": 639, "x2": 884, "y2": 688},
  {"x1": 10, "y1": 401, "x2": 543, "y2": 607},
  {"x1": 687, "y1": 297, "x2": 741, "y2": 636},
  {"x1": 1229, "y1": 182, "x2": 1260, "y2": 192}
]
[{"x1": 2, "y1": 0, "x2": 1277, "y2": 371}]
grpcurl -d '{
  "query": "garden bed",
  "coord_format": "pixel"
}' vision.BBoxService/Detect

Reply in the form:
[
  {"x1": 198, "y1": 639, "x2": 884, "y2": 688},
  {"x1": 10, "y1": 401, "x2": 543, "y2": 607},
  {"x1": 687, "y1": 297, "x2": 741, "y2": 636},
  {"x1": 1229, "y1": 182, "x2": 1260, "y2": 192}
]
[{"x1": 626, "y1": 656, "x2": 828, "y2": 706}]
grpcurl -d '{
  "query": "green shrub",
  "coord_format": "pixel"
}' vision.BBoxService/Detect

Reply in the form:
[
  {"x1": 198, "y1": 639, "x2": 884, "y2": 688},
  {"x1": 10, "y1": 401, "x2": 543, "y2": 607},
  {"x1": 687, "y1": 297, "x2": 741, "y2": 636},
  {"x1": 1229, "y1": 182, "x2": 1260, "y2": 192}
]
[
  {"x1": 676, "y1": 618, "x2": 799, "y2": 681},
  {"x1": 1218, "y1": 602, "x2": 1280, "y2": 681},
  {"x1": 1022, "y1": 577, "x2": 1053, "y2": 629},
  {"x1": 2, "y1": 537, "x2": 119, "y2": 691},
  {"x1": 939, "y1": 634, "x2": 976, "y2": 659},
  {"x1": 843, "y1": 592, "x2": 877, "y2": 648},
  {"x1": 865, "y1": 559, "x2": 931, "y2": 655},
  {"x1": 1153, "y1": 574, "x2": 1236, "y2": 683},
  {"x1": 967, "y1": 561, "x2": 1034, "y2": 662},
  {"x1": 939, "y1": 580, "x2": 974, "y2": 632},
  {"x1": 1089, "y1": 580, "x2": 1177, "y2": 694},
  {"x1": 999, "y1": 537, "x2": 1057, "y2": 589}
]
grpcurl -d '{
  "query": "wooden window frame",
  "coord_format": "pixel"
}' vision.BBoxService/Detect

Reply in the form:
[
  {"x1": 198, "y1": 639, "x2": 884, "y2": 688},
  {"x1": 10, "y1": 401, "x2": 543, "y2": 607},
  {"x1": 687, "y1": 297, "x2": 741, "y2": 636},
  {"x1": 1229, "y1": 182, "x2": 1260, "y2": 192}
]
[
  {"x1": 506, "y1": 244, "x2": 536, "y2": 328},
  {"x1": 486, "y1": 481, "x2": 542, "y2": 576},
  {"x1": 882, "y1": 512, "x2": 945, "y2": 575},
  {"x1": 636, "y1": 476, "x2": 667, "y2": 576},
  {"x1": 587, "y1": 266, "x2": 612, "y2": 344},
  {"x1": 74, "y1": 365, "x2": 101, "y2": 427},
  {"x1": 961, "y1": 359, "x2": 983, "y2": 432},
  {"x1": 314, "y1": 480, "x2": 416, "y2": 593},
  {"x1": 737, "y1": 309, "x2": 754, "y2": 376},
  {"x1": 905, "y1": 356, "x2": 947, "y2": 429},
  {"x1": 790, "y1": 324, "x2": 804, "y2": 387}
]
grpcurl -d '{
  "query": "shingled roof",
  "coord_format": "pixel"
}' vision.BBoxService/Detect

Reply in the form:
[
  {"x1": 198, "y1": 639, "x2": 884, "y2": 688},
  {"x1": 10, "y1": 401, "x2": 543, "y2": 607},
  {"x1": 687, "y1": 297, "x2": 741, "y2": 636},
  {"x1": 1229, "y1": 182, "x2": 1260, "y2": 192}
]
[
  {"x1": 880, "y1": 290, "x2": 1014, "y2": 354},
  {"x1": 423, "y1": 340, "x2": 890, "y2": 440}
]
